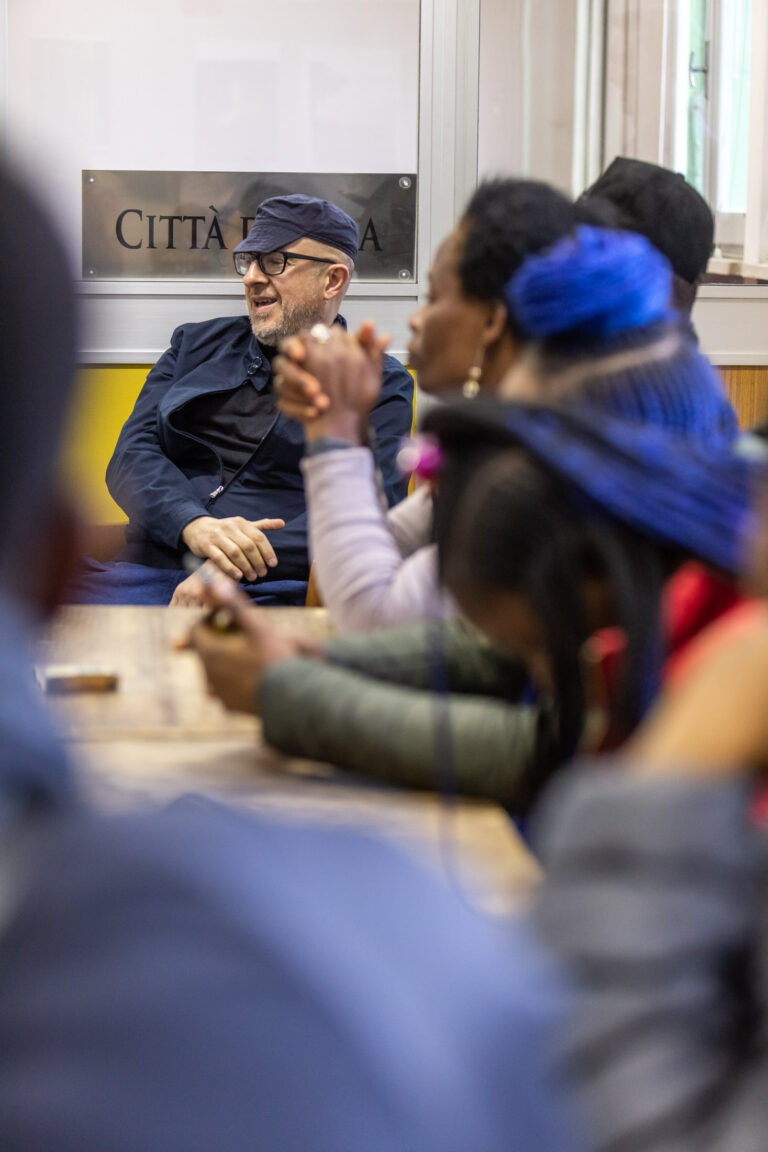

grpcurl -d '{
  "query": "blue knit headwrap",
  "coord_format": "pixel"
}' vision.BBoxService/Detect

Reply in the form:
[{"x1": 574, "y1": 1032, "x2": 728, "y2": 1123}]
[
  {"x1": 424, "y1": 398, "x2": 760, "y2": 576},
  {"x1": 557, "y1": 335, "x2": 738, "y2": 450},
  {"x1": 500, "y1": 401, "x2": 758, "y2": 575},
  {"x1": 501, "y1": 224, "x2": 737, "y2": 450},
  {"x1": 506, "y1": 224, "x2": 674, "y2": 339}
]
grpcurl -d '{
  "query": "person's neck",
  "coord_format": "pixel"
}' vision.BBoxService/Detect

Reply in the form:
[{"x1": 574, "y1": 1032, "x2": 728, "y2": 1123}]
[
  {"x1": 476, "y1": 336, "x2": 521, "y2": 395},
  {"x1": 251, "y1": 310, "x2": 346, "y2": 358}
]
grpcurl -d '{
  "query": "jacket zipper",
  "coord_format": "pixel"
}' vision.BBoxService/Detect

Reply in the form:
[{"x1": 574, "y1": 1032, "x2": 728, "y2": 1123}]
[
  {"x1": 168, "y1": 392, "x2": 280, "y2": 509},
  {"x1": 168, "y1": 396, "x2": 227, "y2": 505}
]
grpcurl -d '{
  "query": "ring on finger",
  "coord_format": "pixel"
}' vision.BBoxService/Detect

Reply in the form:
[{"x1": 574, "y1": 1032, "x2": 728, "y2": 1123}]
[{"x1": 310, "y1": 322, "x2": 331, "y2": 344}]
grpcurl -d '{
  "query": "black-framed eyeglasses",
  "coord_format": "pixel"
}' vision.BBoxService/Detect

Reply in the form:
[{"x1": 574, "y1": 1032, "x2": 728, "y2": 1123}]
[{"x1": 233, "y1": 249, "x2": 336, "y2": 277}]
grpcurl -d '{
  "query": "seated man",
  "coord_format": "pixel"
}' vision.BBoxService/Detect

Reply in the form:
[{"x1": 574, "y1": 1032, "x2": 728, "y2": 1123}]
[{"x1": 78, "y1": 194, "x2": 413, "y2": 605}]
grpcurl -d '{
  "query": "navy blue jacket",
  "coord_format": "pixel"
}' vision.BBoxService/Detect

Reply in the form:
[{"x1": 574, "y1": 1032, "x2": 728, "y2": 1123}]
[{"x1": 106, "y1": 315, "x2": 414, "y2": 581}]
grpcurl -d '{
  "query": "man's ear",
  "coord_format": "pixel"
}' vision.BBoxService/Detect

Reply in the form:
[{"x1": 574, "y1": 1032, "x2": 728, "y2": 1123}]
[
  {"x1": 16, "y1": 497, "x2": 87, "y2": 619},
  {"x1": 323, "y1": 263, "x2": 351, "y2": 302}
]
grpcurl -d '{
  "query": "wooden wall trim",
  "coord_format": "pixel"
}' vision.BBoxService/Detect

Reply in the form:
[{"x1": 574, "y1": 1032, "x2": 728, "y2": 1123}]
[{"x1": 720, "y1": 365, "x2": 768, "y2": 429}]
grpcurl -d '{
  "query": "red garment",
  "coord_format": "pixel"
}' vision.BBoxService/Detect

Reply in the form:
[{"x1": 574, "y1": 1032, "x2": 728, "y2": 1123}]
[
  {"x1": 586, "y1": 562, "x2": 751, "y2": 753},
  {"x1": 590, "y1": 563, "x2": 768, "y2": 822},
  {"x1": 662, "y1": 562, "x2": 751, "y2": 684}
]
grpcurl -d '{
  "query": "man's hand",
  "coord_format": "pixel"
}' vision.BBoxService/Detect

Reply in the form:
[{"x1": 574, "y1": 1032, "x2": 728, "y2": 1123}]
[
  {"x1": 274, "y1": 320, "x2": 388, "y2": 442},
  {"x1": 183, "y1": 576, "x2": 321, "y2": 713},
  {"x1": 170, "y1": 562, "x2": 236, "y2": 607},
  {"x1": 181, "y1": 516, "x2": 285, "y2": 582}
]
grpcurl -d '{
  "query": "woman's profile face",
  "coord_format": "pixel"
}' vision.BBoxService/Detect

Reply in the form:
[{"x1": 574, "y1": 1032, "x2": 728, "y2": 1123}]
[
  {"x1": 452, "y1": 582, "x2": 554, "y2": 693},
  {"x1": 407, "y1": 228, "x2": 491, "y2": 394}
]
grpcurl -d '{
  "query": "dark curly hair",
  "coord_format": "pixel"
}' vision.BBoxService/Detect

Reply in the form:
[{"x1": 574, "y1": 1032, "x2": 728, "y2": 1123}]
[
  {"x1": 458, "y1": 178, "x2": 617, "y2": 337},
  {"x1": 0, "y1": 164, "x2": 77, "y2": 581}
]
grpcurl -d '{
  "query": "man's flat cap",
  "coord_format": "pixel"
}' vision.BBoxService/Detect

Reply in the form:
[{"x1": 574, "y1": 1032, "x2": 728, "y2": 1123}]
[{"x1": 234, "y1": 193, "x2": 359, "y2": 263}]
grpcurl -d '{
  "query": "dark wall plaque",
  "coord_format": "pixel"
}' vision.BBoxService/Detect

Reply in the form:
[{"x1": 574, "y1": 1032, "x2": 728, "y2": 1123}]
[{"x1": 82, "y1": 171, "x2": 417, "y2": 282}]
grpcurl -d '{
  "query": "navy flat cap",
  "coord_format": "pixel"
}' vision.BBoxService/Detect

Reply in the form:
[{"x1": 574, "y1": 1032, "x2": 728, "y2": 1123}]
[{"x1": 234, "y1": 194, "x2": 359, "y2": 263}]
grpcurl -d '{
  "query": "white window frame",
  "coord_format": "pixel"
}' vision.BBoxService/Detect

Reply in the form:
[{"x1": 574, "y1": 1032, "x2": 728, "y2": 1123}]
[{"x1": 604, "y1": 0, "x2": 768, "y2": 364}]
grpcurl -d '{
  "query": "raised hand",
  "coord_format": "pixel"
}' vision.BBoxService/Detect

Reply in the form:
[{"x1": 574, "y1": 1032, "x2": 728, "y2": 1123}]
[{"x1": 274, "y1": 321, "x2": 389, "y2": 443}]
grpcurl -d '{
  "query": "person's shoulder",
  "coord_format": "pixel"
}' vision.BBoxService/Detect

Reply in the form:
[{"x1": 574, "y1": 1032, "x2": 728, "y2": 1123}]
[
  {"x1": 12, "y1": 798, "x2": 535, "y2": 1008},
  {"x1": 3, "y1": 801, "x2": 570, "y2": 1152},
  {"x1": 380, "y1": 353, "x2": 414, "y2": 395},
  {"x1": 381, "y1": 352, "x2": 411, "y2": 378},
  {"x1": 18, "y1": 796, "x2": 477, "y2": 953},
  {"x1": 169, "y1": 315, "x2": 252, "y2": 352}
]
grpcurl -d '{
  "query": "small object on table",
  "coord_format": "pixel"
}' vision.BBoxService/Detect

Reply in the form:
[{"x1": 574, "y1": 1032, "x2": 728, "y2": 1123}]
[
  {"x1": 182, "y1": 552, "x2": 240, "y2": 633},
  {"x1": 36, "y1": 664, "x2": 119, "y2": 695}
]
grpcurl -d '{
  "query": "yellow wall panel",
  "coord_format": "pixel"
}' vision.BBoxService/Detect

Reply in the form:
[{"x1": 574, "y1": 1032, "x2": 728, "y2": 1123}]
[{"x1": 63, "y1": 366, "x2": 150, "y2": 523}]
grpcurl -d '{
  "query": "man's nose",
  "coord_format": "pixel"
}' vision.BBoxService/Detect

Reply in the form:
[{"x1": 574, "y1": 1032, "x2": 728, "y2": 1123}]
[{"x1": 244, "y1": 258, "x2": 269, "y2": 286}]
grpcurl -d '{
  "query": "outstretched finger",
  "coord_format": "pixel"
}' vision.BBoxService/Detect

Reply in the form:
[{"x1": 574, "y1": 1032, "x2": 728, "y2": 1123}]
[
  {"x1": 355, "y1": 320, "x2": 378, "y2": 350},
  {"x1": 356, "y1": 320, "x2": 390, "y2": 361},
  {"x1": 242, "y1": 526, "x2": 278, "y2": 571}
]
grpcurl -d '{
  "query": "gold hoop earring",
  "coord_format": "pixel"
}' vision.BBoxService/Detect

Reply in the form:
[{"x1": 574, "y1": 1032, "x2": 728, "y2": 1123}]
[{"x1": 462, "y1": 365, "x2": 481, "y2": 398}]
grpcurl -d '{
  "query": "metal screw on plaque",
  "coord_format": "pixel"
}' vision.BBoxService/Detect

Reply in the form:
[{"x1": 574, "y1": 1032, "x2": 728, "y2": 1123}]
[
  {"x1": 398, "y1": 269, "x2": 412, "y2": 280},
  {"x1": 87, "y1": 268, "x2": 96, "y2": 276},
  {"x1": 399, "y1": 176, "x2": 412, "y2": 190}
]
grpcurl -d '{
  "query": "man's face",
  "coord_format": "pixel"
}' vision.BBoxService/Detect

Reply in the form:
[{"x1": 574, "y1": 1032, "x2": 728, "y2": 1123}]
[{"x1": 242, "y1": 237, "x2": 334, "y2": 346}]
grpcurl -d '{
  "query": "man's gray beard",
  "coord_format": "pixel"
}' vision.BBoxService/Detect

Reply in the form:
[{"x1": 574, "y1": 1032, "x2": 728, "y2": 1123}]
[{"x1": 250, "y1": 299, "x2": 328, "y2": 347}]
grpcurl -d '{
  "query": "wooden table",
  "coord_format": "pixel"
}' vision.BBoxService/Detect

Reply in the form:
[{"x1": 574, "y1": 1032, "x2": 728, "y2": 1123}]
[{"x1": 37, "y1": 606, "x2": 539, "y2": 914}]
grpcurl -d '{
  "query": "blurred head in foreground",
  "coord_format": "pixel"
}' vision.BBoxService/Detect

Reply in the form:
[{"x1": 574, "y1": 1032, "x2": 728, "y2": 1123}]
[{"x1": 0, "y1": 163, "x2": 78, "y2": 612}]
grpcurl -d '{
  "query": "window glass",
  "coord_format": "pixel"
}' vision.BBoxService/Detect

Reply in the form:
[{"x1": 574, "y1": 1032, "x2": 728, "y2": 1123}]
[
  {"x1": 5, "y1": 0, "x2": 420, "y2": 281},
  {"x1": 606, "y1": 0, "x2": 765, "y2": 282},
  {"x1": 715, "y1": 0, "x2": 751, "y2": 216}
]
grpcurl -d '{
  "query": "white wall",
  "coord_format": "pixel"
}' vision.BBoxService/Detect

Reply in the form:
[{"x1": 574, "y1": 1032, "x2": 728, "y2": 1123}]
[
  {"x1": 3, "y1": 0, "x2": 431, "y2": 361},
  {"x1": 5, "y1": 0, "x2": 420, "y2": 264},
  {"x1": 478, "y1": 0, "x2": 583, "y2": 192}
]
